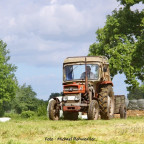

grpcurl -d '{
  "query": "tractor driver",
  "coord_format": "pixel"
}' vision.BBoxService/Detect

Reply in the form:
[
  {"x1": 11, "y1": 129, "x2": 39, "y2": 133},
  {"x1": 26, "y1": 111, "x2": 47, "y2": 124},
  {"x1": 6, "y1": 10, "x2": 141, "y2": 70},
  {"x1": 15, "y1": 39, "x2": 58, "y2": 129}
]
[{"x1": 80, "y1": 66, "x2": 95, "y2": 79}]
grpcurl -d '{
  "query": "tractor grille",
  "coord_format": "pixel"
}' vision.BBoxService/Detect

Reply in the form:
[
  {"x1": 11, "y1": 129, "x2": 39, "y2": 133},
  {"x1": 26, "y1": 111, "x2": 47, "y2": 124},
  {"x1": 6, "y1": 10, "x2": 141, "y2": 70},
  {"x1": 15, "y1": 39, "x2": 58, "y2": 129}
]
[{"x1": 64, "y1": 86, "x2": 78, "y2": 92}]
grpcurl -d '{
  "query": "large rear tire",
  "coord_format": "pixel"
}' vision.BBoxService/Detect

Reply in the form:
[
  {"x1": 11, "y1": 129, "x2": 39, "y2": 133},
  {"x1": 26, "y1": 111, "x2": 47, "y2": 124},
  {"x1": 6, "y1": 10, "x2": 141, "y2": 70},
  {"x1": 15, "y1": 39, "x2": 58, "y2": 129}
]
[
  {"x1": 63, "y1": 111, "x2": 78, "y2": 120},
  {"x1": 49, "y1": 100, "x2": 60, "y2": 120},
  {"x1": 88, "y1": 100, "x2": 99, "y2": 120},
  {"x1": 98, "y1": 85, "x2": 114, "y2": 120}
]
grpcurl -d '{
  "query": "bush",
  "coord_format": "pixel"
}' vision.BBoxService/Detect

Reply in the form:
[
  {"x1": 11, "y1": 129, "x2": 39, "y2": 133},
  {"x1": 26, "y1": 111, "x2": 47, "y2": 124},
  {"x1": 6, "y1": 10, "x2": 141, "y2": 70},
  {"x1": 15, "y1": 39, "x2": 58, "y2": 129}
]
[
  {"x1": 21, "y1": 111, "x2": 35, "y2": 118},
  {"x1": 37, "y1": 105, "x2": 47, "y2": 116},
  {"x1": 4, "y1": 112, "x2": 21, "y2": 119},
  {"x1": 0, "y1": 104, "x2": 4, "y2": 117},
  {"x1": 0, "y1": 109, "x2": 4, "y2": 117}
]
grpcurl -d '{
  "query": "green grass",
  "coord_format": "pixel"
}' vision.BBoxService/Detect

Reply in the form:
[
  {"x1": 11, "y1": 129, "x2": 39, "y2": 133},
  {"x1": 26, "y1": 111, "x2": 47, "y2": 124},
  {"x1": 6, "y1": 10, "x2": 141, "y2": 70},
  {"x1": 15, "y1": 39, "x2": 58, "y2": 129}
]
[{"x1": 0, "y1": 116, "x2": 144, "y2": 144}]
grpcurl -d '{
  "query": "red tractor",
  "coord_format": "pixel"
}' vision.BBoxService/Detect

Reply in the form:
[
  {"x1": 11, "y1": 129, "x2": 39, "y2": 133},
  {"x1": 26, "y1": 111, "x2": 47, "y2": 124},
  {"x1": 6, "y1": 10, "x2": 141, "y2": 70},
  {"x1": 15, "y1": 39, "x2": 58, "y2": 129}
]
[{"x1": 49, "y1": 56, "x2": 116, "y2": 120}]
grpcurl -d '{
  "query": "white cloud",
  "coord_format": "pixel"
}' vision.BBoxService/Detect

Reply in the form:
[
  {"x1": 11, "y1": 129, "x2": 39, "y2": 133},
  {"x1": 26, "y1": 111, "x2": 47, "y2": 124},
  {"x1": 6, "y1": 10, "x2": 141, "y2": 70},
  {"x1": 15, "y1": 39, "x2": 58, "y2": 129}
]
[
  {"x1": 0, "y1": 0, "x2": 119, "y2": 40},
  {"x1": 9, "y1": 35, "x2": 90, "y2": 66},
  {"x1": 0, "y1": 1, "x2": 118, "y2": 68},
  {"x1": 0, "y1": 0, "x2": 133, "y2": 99},
  {"x1": 3, "y1": 35, "x2": 18, "y2": 43},
  {"x1": 131, "y1": 2, "x2": 144, "y2": 11},
  {"x1": 0, "y1": 0, "x2": 119, "y2": 67},
  {"x1": 50, "y1": 0, "x2": 57, "y2": 5},
  {"x1": 9, "y1": 18, "x2": 16, "y2": 27}
]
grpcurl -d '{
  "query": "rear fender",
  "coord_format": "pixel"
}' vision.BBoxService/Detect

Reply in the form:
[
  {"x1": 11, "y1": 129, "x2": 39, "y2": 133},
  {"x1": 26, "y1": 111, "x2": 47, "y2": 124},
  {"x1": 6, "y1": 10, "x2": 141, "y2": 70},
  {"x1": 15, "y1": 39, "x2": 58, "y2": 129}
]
[{"x1": 100, "y1": 81, "x2": 113, "y2": 86}]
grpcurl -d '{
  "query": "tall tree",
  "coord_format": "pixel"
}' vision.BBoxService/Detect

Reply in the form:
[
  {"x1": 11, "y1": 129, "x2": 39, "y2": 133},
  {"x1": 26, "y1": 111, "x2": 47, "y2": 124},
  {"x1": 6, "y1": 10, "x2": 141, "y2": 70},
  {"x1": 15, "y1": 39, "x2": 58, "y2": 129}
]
[
  {"x1": 12, "y1": 84, "x2": 38, "y2": 114},
  {"x1": 0, "y1": 40, "x2": 17, "y2": 116},
  {"x1": 89, "y1": 0, "x2": 144, "y2": 91}
]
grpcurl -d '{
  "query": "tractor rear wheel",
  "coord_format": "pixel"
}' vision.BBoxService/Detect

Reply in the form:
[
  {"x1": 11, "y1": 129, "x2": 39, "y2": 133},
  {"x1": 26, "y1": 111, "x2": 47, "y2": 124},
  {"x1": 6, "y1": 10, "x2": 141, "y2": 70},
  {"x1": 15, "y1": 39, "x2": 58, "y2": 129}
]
[
  {"x1": 63, "y1": 111, "x2": 78, "y2": 120},
  {"x1": 49, "y1": 100, "x2": 60, "y2": 120},
  {"x1": 88, "y1": 100, "x2": 99, "y2": 120},
  {"x1": 98, "y1": 85, "x2": 114, "y2": 120}
]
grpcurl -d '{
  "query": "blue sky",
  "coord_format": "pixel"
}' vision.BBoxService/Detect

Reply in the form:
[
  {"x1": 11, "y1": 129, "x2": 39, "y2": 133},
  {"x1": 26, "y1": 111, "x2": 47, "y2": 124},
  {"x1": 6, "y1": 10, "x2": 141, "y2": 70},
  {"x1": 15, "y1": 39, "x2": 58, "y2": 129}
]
[{"x1": 0, "y1": 0, "x2": 143, "y2": 100}]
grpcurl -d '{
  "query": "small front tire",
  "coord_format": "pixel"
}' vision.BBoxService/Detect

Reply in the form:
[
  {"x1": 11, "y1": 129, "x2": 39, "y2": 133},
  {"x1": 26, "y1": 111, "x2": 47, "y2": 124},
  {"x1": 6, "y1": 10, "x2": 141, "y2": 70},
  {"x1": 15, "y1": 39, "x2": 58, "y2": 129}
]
[
  {"x1": 49, "y1": 100, "x2": 60, "y2": 120},
  {"x1": 88, "y1": 100, "x2": 99, "y2": 120}
]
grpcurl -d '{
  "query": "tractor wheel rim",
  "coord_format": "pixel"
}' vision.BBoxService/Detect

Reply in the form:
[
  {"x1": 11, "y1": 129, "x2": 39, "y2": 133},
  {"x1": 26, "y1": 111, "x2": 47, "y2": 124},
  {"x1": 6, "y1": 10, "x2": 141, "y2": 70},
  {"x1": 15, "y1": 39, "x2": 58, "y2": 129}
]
[{"x1": 94, "y1": 106, "x2": 98, "y2": 120}]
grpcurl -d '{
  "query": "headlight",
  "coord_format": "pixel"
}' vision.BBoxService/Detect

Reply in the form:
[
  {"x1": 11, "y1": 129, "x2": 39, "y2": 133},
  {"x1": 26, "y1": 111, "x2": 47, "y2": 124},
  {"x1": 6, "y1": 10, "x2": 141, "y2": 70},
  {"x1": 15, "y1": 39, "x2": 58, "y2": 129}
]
[
  {"x1": 75, "y1": 96, "x2": 80, "y2": 101},
  {"x1": 63, "y1": 96, "x2": 68, "y2": 101}
]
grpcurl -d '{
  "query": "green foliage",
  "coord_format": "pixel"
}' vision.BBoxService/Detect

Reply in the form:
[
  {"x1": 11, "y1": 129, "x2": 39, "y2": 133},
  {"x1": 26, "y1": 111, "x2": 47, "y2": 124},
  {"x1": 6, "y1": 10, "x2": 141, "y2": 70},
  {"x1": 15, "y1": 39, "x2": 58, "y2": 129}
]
[
  {"x1": 49, "y1": 92, "x2": 63, "y2": 100},
  {"x1": 21, "y1": 110, "x2": 35, "y2": 118},
  {"x1": 12, "y1": 84, "x2": 38, "y2": 114},
  {"x1": 89, "y1": 1, "x2": 144, "y2": 91},
  {"x1": 128, "y1": 84, "x2": 144, "y2": 99},
  {"x1": 37, "y1": 104, "x2": 47, "y2": 116},
  {"x1": 0, "y1": 105, "x2": 4, "y2": 117},
  {"x1": 0, "y1": 40, "x2": 17, "y2": 116},
  {"x1": 117, "y1": 0, "x2": 143, "y2": 7},
  {"x1": 4, "y1": 112, "x2": 21, "y2": 119},
  {"x1": 10, "y1": 83, "x2": 48, "y2": 115}
]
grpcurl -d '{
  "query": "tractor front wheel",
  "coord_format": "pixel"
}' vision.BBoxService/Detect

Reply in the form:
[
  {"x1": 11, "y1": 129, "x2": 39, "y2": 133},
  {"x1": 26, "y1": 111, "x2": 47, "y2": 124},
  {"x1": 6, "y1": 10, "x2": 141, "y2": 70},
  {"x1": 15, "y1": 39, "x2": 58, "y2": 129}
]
[
  {"x1": 88, "y1": 100, "x2": 99, "y2": 120},
  {"x1": 49, "y1": 100, "x2": 60, "y2": 120}
]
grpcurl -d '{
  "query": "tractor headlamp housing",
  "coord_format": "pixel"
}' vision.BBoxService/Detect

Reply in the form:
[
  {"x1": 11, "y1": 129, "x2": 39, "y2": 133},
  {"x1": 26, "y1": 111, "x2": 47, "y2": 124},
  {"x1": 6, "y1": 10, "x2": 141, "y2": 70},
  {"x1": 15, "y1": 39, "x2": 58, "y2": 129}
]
[
  {"x1": 74, "y1": 95, "x2": 80, "y2": 101},
  {"x1": 63, "y1": 96, "x2": 68, "y2": 101}
]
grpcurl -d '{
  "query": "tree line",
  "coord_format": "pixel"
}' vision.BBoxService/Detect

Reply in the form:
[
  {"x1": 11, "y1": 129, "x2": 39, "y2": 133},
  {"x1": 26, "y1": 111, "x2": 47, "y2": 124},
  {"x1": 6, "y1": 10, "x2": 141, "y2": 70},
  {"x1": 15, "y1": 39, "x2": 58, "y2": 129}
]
[
  {"x1": 0, "y1": 82, "x2": 48, "y2": 117},
  {"x1": 0, "y1": 40, "x2": 48, "y2": 117},
  {"x1": 0, "y1": 40, "x2": 62, "y2": 117},
  {"x1": 0, "y1": 39, "x2": 62, "y2": 117}
]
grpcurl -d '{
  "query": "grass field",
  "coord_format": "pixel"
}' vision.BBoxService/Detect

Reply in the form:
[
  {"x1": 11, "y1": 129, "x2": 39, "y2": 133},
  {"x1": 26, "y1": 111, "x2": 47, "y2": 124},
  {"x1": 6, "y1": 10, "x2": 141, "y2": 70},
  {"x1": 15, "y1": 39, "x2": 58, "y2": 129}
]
[{"x1": 0, "y1": 115, "x2": 144, "y2": 144}]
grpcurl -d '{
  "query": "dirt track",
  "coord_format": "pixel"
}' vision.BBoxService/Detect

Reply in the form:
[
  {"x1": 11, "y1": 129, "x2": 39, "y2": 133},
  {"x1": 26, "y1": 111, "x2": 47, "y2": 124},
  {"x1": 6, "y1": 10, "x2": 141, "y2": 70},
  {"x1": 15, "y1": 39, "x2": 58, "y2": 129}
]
[
  {"x1": 127, "y1": 110, "x2": 144, "y2": 116},
  {"x1": 114, "y1": 110, "x2": 144, "y2": 118}
]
